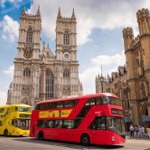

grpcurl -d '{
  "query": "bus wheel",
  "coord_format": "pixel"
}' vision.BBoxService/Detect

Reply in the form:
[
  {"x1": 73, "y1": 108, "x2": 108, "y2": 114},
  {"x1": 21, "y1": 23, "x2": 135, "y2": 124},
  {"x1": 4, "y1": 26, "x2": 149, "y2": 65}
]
[
  {"x1": 80, "y1": 134, "x2": 90, "y2": 146},
  {"x1": 38, "y1": 131, "x2": 44, "y2": 140},
  {"x1": 4, "y1": 129, "x2": 8, "y2": 136}
]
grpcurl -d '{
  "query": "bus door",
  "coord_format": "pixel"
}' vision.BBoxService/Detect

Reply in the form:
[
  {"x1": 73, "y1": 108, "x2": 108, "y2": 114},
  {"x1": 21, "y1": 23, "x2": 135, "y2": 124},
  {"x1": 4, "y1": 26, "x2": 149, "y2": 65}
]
[{"x1": 89, "y1": 116, "x2": 107, "y2": 144}]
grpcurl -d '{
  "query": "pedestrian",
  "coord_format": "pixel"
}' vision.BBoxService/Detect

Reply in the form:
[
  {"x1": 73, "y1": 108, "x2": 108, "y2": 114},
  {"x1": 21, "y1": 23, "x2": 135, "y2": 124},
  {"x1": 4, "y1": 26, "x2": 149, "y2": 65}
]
[
  {"x1": 141, "y1": 126, "x2": 145, "y2": 138},
  {"x1": 138, "y1": 126, "x2": 142, "y2": 138},
  {"x1": 134, "y1": 125, "x2": 138, "y2": 138},
  {"x1": 129, "y1": 124, "x2": 134, "y2": 138}
]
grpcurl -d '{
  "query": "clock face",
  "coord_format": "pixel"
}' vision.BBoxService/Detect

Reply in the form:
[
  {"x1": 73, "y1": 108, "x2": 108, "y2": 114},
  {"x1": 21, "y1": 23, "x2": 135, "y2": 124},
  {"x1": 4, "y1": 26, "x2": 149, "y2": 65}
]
[
  {"x1": 24, "y1": 47, "x2": 33, "y2": 58},
  {"x1": 63, "y1": 52, "x2": 70, "y2": 60}
]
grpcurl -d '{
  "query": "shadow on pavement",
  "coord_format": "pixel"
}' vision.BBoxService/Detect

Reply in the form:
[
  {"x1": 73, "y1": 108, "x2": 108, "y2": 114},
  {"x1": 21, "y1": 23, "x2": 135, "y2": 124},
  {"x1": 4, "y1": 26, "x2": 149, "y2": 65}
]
[{"x1": 12, "y1": 137, "x2": 125, "y2": 149}]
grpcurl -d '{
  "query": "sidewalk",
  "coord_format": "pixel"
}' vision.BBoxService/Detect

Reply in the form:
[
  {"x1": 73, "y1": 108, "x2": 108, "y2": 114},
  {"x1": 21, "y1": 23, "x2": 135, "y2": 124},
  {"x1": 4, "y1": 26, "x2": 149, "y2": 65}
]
[{"x1": 126, "y1": 132, "x2": 150, "y2": 140}]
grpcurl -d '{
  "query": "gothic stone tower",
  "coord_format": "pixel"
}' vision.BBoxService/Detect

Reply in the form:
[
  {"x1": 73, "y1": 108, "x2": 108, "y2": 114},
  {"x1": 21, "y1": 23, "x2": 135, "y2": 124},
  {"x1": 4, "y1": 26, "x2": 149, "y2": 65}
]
[
  {"x1": 7, "y1": 7, "x2": 83, "y2": 107},
  {"x1": 123, "y1": 8, "x2": 150, "y2": 125},
  {"x1": 53, "y1": 8, "x2": 82, "y2": 98},
  {"x1": 7, "y1": 7, "x2": 41, "y2": 106}
]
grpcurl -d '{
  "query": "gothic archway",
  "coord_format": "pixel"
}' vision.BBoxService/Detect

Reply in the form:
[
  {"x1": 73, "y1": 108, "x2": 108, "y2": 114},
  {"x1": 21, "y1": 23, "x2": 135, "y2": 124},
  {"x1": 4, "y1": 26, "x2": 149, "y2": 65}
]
[
  {"x1": 141, "y1": 102, "x2": 149, "y2": 116},
  {"x1": 26, "y1": 27, "x2": 33, "y2": 43},
  {"x1": 21, "y1": 97, "x2": 30, "y2": 105},
  {"x1": 140, "y1": 82, "x2": 146, "y2": 98},
  {"x1": 45, "y1": 68, "x2": 54, "y2": 98}
]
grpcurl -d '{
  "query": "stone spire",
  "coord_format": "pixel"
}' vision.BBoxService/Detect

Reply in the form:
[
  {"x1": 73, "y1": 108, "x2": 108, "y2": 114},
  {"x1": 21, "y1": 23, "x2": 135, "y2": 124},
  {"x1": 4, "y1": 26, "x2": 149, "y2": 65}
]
[
  {"x1": 37, "y1": 5, "x2": 41, "y2": 16},
  {"x1": 57, "y1": 7, "x2": 62, "y2": 19},
  {"x1": 71, "y1": 8, "x2": 76, "y2": 20},
  {"x1": 21, "y1": 5, "x2": 26, "y2": 16}
]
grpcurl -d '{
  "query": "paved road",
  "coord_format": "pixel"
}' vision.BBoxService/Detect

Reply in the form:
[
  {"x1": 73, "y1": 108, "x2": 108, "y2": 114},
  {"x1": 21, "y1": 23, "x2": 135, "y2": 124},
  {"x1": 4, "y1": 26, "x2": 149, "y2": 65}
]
[
  {"x1": 0, "y1": 136, "x2": 150, "y2": 150},
  {"x1": 125, "y1": 137, "x2": 150, "y2": 150}
]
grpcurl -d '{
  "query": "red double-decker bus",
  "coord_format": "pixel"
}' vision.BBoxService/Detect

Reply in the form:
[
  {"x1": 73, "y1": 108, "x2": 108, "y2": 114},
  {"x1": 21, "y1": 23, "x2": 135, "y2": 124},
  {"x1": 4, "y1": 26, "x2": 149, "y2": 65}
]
[{"x1": 30, "y1": 93, "x2": 126, "y2": 145}]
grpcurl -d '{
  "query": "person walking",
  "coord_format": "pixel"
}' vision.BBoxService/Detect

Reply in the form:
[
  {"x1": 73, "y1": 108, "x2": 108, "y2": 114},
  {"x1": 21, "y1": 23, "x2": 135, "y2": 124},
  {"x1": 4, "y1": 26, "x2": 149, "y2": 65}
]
[
  {"x1": 141, "y1": 126, "x2": 145, "y2": 138},
  {"x1": 129, "y1": 124, "x2": 134, "y2": 138},
  {"x1": 134, "y1": 125, "x2": 138, "y2": 138}
]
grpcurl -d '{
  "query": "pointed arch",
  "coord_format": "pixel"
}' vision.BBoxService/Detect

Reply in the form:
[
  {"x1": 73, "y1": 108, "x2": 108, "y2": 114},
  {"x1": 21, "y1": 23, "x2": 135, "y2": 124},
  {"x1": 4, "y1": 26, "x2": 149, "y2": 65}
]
[
  {"x1": 140, "y1": 82, "x2": 146, "y2": 97},
  {"x1": 142, "y1": 76, "x2": 149, "y2": 95},
  {"x1": 21, "y1": 97, "x2": 30, "y2": 105},
  {"x1": 26, "y1": 27, "x2": 33, "y2": 43},
  {"x1": 123, "y1": 86, "x2": 130, "y2": 110},
  {"x1": 141, "y1": 102, "x2": 149, "y2": 116},
  {"x1": 63, "y1": 68, "x2": 70, "y2": 78},
  {"x1": 23, "y1": 68, "x2": 31, "y2": 77},
  {"x1": 63, "y1": 30, "x2": 70, "y2": 45},
  {"x1": 45, "y1": 68, "x2": 54, "y2": 98}
]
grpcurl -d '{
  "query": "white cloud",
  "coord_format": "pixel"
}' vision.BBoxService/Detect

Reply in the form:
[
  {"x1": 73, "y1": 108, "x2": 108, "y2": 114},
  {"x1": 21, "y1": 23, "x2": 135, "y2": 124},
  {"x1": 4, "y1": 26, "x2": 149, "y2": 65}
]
[
  {"x1": 80, "y1": 51, "x2": 125, "y2": 94},
  {"x1": 0, "y1": 0, "x2": 23, "y2": 7},
  {"x1": 91, "y1": 52, "x2": 125, "y2": 66},
  {"x1": 0, "y1": 15, "x2": 19, "y2": 42},
  {"x1": 79, "y1": 66, "x2": 99, "y2": 94},
  {"x1": 0, "y1": 92, "x2": 7, "y2": 105},
  {"x1": 3, "y1": 65, "x2": 14, "y2": 77}
]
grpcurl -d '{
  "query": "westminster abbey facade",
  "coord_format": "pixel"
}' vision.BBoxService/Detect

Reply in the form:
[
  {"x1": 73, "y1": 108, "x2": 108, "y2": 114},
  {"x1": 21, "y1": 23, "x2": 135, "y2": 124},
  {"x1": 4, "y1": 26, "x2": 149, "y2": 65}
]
[{"x1": 7, "y1": 7, "x2": 83, "y2": 107}]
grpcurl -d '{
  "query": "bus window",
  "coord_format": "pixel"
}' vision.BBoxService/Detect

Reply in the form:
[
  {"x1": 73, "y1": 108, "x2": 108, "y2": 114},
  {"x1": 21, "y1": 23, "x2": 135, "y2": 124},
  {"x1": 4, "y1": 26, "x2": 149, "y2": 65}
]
[
  {"x1": 106, "y1": 117, "x2": 125, "y2": 134},
  {"x1": 48, "y1": 103, "x2": 56, "y2": 109},
  {"x1": 74, "y1": 99, "x2": 79, "y2": 106},
  {"x1": 74, "y1": 119, "x2": 82, "y2": 128},
  {"x1": 16, "y1": 106, "x2": 31, "y2": 112},
  {"x1": 55, "y1": 120, "x2": 62, "y2": 128},
  {"x1": 88, "y1": 98, "x2": 95, "y2": 106},
  {"x1": 56, "y1": 102, "x2": 63, "y2": 108},
  {"x1": 63, "y1": 120, "x2": 74, "y2": 128},
  {"x1": 37, "y1": 120, "x2": 43, "y2": 128},
  {"x1": 40, "y1": 104, "x2": 45, "y2": 110},
  {"x1": 47, "y1": 120, "x2": 55, "y2": 128},
  {"x1": 89, "y1": 116, "x2": 106, "y2": 130},
  {"x1": 95, "y1": 97, "x2": 102, "y2": 105},
  {"x1": 64, "y1": 101, "x2": 75, "y2": 108},
  {"x1": 18, "y1": 119, "x2": 30, "y2": 130},
  {"x1": 101, "y1": 96, "x2": 122, "y2": 106},
  {"x1": 102, "y1": 96, "x2": 110, "y2": 104},
  {"x1": 42, "y1": 120, "x2": 48, "y2": 128},
  {"x1": 0, "y1": 121, "x2": 2, "y2": 126},
  {"x1": 35, "y1": 104, "x2": 40, "y2": 110},
  {"x1": 12, "y1": 119, "x2": 18, "y2": 127},
  {"x1": 0, "y1": 108, "x2": 4, "y2": 113}
]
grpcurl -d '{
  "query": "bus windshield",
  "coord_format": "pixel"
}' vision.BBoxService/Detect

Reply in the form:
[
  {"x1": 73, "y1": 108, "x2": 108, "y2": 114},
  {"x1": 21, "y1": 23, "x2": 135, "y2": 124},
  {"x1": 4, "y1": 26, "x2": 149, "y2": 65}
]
[
  {"x1": 16, "y1": 106, "x2": 31, "y2": 112},
  {"x1": 106, "y1": 116, "x2": 125, "y2": 135},
  {"x1": 101, "y1": 96, "x2": 122, "y2": 106}
]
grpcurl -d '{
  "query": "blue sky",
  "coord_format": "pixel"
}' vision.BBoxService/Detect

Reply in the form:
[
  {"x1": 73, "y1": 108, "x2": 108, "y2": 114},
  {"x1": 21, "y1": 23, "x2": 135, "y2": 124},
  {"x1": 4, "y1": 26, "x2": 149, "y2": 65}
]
[{"x1": 0, "y1": 0, "x2": 150, "y2": 105}]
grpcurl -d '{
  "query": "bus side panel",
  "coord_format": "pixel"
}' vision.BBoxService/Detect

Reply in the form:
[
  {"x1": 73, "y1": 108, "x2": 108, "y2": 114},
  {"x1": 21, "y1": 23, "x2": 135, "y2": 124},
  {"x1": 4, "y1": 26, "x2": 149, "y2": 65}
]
[{"x1": 43, "y1": 128, "x2": 81, "y2": 143}]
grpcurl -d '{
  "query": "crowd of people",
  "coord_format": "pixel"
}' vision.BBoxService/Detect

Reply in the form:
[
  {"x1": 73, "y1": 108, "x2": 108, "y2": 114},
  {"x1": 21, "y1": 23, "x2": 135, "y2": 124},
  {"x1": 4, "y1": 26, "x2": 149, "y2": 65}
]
[{"x1": 129, "y1": 124, "x2": 150, "y2": 139}]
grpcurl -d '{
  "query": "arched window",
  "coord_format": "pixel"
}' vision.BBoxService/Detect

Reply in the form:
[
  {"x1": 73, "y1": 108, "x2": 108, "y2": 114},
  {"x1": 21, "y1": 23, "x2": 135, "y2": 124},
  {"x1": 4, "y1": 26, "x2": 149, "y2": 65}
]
[
  {"x1": 46, "y1": 69, "x2": 54, "y2": 98},
  {"x1": 26, "y1": 27, "x2": 32, "y2": 43},
  {"x1": 23, "y1": 68, "x2": 31, "y2": 77},
  {"x1": 63, "y1": 30, "x2": 70, "y2": 45},
  {"x1": 63, "y1": 68, "x2": 70, "y2": 78}
]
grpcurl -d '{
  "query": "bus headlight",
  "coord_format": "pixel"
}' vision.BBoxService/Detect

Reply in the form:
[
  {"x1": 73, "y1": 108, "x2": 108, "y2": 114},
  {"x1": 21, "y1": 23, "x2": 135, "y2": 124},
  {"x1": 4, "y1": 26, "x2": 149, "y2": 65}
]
[{"x1": 112, "y1": 136, "x2": 116, "y2": 142}]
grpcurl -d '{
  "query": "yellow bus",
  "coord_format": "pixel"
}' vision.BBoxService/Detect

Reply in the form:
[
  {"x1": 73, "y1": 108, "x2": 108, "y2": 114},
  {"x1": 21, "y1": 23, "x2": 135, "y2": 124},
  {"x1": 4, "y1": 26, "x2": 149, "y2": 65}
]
[{"x1": 0, "y1": 104, "x2": 31, "y2": 136}]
